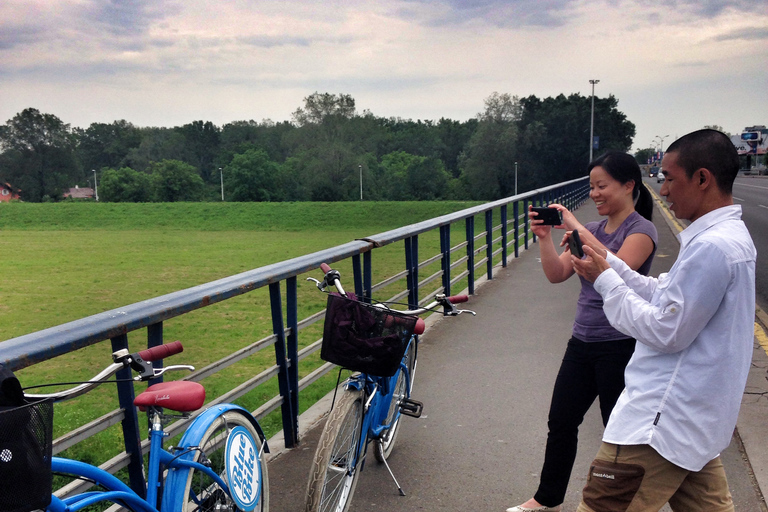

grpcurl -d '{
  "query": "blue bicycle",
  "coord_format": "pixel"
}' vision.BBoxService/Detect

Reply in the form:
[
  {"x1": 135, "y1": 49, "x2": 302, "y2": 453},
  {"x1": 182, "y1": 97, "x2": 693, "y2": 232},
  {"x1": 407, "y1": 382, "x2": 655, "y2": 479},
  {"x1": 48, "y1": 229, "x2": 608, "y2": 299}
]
[
  {"x1": 304, "y1": 264, "x2": 473, "y2": 512},
  {"x1": 2, "y1": 341, "x2": 269, "y2": 512}
]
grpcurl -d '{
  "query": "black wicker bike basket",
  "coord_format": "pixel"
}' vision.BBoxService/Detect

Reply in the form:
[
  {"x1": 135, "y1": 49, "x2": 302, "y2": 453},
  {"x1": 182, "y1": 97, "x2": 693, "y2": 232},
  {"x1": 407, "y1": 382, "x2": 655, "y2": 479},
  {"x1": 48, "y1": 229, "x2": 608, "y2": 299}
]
[
  {"x1": 0, "y1": 399, "x2": 53, "y2": 512},
  {"x1": 321, "y1": 294, "x2": 418, "y2": 377}
]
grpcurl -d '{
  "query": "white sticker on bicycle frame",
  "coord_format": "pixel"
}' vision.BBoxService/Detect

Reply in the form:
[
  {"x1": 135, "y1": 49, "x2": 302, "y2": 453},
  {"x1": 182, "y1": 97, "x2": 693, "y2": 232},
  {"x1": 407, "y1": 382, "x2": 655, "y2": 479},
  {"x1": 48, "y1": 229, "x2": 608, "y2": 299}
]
[{"x1": 225, "y1": 425, "x2": 262, "y2": 511}]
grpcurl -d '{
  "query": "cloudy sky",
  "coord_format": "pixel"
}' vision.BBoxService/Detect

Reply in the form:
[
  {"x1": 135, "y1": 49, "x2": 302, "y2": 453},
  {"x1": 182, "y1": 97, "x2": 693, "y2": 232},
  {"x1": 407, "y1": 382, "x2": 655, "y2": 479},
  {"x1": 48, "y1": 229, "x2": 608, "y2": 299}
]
[{"x1": 2, "y1": 0, "x2": 767, "y2": 153}]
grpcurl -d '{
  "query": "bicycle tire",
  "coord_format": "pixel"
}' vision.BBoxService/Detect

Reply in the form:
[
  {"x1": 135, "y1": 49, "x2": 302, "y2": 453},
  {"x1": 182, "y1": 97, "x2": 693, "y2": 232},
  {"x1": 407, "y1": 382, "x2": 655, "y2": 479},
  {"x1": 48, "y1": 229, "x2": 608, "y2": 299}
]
[
  {"x1": 374, "y1": 336, "x2": 417, "y2": 462},
  {"x1": 176, "y1": 409, "x2": 269, "y2": 512},
  {"x1": 305, "y1": 388, "x2": 364, "y2": 512}
]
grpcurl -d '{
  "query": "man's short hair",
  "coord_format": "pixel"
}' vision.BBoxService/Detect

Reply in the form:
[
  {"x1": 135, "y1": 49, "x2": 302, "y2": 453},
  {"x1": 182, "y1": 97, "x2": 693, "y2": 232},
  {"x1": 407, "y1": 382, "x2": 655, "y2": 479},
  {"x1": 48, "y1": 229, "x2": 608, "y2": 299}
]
[{"x1": 666, "y1": 129, "x2": 739, "y2": 194}]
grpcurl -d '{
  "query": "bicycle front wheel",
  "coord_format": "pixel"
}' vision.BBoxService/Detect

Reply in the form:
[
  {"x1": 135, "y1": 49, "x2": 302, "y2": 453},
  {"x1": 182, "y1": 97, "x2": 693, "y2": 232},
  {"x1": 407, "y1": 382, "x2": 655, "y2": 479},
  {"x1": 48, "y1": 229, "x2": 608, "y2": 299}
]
[
  {"x1": 305, "y1": 388, "x2": 364, "y2": 512},
  {"x1": 177, "y1": 409, "x2": 269, "y2": 512},
  {"x1": 374, "y1": 336, "x2": 417, "y2": 462}
]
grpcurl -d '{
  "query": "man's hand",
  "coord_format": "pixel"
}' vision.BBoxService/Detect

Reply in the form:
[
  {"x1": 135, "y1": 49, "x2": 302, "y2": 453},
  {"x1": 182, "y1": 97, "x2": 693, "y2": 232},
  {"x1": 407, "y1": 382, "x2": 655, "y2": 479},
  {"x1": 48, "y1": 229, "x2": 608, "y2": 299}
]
[{"x1": 571, "y1": 244, "x2": 611, "y2": 283}]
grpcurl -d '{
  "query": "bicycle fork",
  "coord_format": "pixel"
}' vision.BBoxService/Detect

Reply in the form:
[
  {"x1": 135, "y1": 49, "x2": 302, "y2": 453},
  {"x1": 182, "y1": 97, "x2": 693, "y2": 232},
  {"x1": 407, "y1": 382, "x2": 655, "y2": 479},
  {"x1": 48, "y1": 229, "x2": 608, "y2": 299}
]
[{"x1": 366, "y1": 386, "x2": 424, "y2": 497}]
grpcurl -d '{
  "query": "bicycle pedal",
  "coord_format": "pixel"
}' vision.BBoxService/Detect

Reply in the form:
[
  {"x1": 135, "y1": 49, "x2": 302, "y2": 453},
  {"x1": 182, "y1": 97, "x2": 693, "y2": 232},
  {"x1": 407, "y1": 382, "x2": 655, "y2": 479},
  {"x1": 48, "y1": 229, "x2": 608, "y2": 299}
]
[{"x1": 399, "y1": 398, "x2": 423, "y2": 418}]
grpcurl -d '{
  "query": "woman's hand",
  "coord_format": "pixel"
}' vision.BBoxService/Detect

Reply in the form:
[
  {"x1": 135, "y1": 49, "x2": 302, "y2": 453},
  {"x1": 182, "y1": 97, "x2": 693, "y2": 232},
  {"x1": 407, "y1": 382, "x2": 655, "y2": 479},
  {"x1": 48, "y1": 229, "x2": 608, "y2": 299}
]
[
  {"x1": 547, "y1": 203, "x2": 582, "y2": 232},
  {"x1": 528, "y1": 205, "x2": 554, "y2": 239}
]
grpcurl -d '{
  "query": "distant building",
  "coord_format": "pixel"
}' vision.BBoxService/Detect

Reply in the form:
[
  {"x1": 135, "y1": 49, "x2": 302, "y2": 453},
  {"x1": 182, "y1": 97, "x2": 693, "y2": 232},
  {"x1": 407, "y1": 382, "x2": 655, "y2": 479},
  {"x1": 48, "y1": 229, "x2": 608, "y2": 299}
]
[
  {"x1": 0, "y1": 182, "x2": 20, "y2": 202},
  {"x1": 63, "y1": 186, "x2": 95, "y2": 199},
  {"x1": 731, "y1": 126, "x2": 766, "y2": 156},
  {"x1": 731, "y1": 125, "x2": 767, "y2": 173}
]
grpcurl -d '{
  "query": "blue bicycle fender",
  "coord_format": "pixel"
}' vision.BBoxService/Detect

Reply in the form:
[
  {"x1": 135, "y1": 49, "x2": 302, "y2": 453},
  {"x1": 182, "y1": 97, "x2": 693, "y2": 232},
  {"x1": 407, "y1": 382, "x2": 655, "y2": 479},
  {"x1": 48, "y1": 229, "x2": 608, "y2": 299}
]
[{"x1": 177, "y1": 404, "x2": 269, "y2": 453}]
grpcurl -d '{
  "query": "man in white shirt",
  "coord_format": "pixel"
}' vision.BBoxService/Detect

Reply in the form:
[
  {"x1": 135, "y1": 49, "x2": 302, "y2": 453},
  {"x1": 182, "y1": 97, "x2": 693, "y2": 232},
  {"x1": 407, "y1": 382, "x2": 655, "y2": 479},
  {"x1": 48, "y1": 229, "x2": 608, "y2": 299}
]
[{"x1": 571, "y1": 129, "x2": 756, "y2": 512}]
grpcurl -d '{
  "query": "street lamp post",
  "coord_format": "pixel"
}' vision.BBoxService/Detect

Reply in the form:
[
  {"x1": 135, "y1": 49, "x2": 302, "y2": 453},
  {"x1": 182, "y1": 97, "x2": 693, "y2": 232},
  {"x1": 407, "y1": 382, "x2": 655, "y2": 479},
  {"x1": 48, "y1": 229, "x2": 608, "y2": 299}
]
[
  {"x1": 654, "y1": 134, "x2": 669, "y2": 153},
  {"x1": 219, "y1": 167, "x2": 224, "y2": 201},
  {"x1": 93, "y1": 169, "x2": 98, "y2": 201},
  {"x1": 514, "y1": 161, "x2": 518, "y2": 195},
  {"x1": 589, "y1": 79, "x2": 600, "y2": 162},
  {"x1": 359, "y1": 164, "x2": 363, "y2": 201}
]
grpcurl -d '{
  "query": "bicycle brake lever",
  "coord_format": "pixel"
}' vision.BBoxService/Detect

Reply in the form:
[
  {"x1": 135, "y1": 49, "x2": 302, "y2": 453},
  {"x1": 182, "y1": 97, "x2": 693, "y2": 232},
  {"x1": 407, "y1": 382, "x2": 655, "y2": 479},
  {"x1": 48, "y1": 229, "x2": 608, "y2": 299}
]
[
  {"x1": 306, "y1": 277, "x2": 326, "y2": 291},
  {"x1": 457, "y1": 309, "x2": 477, "y2": 316},
  {"x1": 134, "y1": 365, "x2": 196, "y2": 381}
]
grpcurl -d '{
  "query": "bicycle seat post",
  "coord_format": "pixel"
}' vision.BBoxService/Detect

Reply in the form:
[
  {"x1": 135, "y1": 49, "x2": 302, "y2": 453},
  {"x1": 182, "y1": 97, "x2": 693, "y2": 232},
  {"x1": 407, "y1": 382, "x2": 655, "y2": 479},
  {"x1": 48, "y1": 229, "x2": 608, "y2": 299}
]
[{"x1": 146, "y1": 410, "x2": 165, "y2": 508}]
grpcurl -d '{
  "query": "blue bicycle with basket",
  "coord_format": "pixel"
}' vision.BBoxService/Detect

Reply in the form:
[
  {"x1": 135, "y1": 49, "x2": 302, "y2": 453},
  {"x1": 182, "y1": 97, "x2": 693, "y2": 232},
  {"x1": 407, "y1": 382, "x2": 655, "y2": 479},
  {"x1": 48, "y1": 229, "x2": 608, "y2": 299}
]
[{"x1": 304, "y1": 263, "x2": 474, "y2": 512}]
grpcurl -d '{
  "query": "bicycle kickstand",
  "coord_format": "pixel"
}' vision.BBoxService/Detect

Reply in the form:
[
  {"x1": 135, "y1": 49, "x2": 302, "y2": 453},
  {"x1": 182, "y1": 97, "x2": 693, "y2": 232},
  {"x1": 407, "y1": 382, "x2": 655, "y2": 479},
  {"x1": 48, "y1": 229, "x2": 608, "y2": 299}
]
[{"x1": 375, "y1": 443, "x2": 407, "y2": 496}]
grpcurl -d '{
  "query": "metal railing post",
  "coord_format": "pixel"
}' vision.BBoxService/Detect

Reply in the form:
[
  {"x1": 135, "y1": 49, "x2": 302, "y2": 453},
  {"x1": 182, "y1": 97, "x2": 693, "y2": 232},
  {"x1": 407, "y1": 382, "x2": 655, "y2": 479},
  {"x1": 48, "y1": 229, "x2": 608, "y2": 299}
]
[
  {"x1": 352, "y1": 254, "x2": 364, "y2": 301},
  {"x1": 501, "y1": 204, "x2": 508, "y2": 267},
  {"x1": 523, "y1": 199, "x2": 529, "y2": 250},
  {"x1": 363, "y1": 251, "x2": 372, "y2": 300},
  {"x1": 514, "y1": 201, "x2": 520, "y2": 258},
  {"x1": 465, "y1": 216, "x2": 475, "y2": 295},
  {"x1": 485, "y1": 210, "x2": 493, "y2": 279},
  {"x1": 285, "y1": 276, "x2": 299, "y2": 445},
  {"x1": 147, "y1": 323, "x2": 163, "y2": 388},
  {"x1": 269, "y1": 282, "x2": 297, "y2": 448},
  {"x1": 111, "y1": 333, "x2": 146, "y2": 497},
  {"x1": 405, "y1": 236, "x2": 419, "y2": 308},
  {"x1": 440, "y1": 224, "x2": 451, "y2": 296}
]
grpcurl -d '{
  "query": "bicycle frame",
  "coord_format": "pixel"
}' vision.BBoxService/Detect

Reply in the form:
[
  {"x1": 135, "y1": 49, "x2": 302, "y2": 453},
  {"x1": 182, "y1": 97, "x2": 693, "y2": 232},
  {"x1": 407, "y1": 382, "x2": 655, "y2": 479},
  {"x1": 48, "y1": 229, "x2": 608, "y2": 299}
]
[
  {"x1": 342, "y1": 335, "x2": 415, "y2": 471},
  {"x1": 45, "y1": 403, "x2": 267, "y2": 512}
]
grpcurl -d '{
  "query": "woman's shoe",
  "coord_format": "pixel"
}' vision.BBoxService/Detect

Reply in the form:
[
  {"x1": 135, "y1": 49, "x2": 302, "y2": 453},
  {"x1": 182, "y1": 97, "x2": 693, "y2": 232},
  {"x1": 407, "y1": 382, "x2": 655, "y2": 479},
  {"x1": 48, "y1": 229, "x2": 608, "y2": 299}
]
[{"x1": 506, "y1": 504, "x2": 562, "y2": 512}]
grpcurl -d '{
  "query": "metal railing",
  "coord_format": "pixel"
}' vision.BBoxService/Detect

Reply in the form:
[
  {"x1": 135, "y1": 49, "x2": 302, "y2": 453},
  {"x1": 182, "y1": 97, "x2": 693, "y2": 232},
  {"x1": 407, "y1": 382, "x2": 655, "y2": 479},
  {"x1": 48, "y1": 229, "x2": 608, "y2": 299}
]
[{"x1": 0, "y1": 176, "x2": 589, "y2": 497}]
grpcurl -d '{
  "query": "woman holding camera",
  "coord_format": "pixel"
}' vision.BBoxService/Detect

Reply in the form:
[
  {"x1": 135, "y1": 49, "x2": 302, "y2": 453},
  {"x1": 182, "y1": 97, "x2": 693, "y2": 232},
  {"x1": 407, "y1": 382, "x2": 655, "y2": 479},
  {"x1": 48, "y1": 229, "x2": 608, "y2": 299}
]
[{"x1": 508, "y1": 151, "x2": 657, "y2": 512}]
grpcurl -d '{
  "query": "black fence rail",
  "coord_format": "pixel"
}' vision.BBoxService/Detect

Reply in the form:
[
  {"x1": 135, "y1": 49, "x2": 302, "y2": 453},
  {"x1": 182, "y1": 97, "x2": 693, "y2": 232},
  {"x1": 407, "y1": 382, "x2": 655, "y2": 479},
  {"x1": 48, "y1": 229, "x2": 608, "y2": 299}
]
[{"x1": 0, "y1": 177, "x2": 589, "y2": 498}]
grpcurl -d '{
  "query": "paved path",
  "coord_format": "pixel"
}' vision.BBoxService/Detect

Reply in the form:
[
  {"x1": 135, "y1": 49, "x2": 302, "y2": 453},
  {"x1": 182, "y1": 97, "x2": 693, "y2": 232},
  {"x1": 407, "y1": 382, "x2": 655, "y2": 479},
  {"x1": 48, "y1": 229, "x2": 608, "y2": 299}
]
[{"x1": 266, "y1": 197, "x2": 768, "y2": 512}]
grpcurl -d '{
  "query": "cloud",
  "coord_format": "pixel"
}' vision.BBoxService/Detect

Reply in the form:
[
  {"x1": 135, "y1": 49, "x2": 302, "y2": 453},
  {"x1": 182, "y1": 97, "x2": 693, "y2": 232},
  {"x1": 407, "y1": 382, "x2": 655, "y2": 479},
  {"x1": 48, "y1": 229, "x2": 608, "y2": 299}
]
[
  {"x1": 0, "y1": 23, "x2": 44, "y2": 50},
  {"x1": 676, "y1": 0, "x2": 764, "y2": 18},
  {"x1": 714, "y1": 26, "x2": 768, "y2": 42},
  {"x1": 398, "y1": 0, "x2": 578, "y2": 28},
  {"x1": 75, "y1": 0, "x2": 181, "y2": 37}
]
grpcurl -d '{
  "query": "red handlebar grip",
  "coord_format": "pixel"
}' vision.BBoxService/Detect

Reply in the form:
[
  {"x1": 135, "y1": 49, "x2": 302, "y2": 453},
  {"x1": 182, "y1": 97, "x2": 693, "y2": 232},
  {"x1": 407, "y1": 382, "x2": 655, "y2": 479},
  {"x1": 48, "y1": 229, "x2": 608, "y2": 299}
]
[
  {"x1": 320, "y1": 263, "x2": 331, "y2": 273},
  {"x1": 447, "y1": 294, "x2": 469, "y2": 304},
  {"x1": 138, "y1": 341, "x2": 183, "y2": 362},
  {"x1": 383, "y1": 313, "x2": 424, "y2": 335}
]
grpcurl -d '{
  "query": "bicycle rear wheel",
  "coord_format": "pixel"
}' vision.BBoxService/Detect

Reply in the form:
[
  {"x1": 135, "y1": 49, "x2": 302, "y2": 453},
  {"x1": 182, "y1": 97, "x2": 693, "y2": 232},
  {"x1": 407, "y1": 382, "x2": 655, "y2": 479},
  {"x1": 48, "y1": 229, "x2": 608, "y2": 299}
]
[
  {"x1": 176, "y1": 409, "x2": 269, "y2": 512},
  {"x1": 374, "y1": 337, "x2": 417, "y2": 462},
  {"x1": 305, "y1": 388, "x2": 364, "y2": 512}
]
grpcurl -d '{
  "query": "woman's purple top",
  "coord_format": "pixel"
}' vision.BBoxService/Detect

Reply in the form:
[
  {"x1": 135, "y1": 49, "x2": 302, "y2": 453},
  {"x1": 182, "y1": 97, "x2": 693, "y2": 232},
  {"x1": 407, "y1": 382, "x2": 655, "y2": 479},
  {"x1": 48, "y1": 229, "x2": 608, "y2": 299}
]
[{"x1": 573, "y1": 211, "x2": 658, "y2": 342}]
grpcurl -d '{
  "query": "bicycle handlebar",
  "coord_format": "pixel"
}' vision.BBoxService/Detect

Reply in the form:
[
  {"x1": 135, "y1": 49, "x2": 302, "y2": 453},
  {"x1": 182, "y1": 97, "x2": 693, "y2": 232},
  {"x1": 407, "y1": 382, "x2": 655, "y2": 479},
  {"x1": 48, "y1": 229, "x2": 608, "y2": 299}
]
[
  {"x1": 312, "y1": 263, "x2": 475, "y2": 327},
  {"x1": 25, "y1": 341, "x2": 192, "y2": 402}
]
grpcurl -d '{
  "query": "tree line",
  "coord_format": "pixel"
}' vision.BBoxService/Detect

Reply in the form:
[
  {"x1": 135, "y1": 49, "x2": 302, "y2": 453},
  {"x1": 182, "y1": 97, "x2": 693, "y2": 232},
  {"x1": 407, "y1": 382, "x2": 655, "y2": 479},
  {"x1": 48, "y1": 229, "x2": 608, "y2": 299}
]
[{"x1": 0, "y1": 92, "x2": 636, "y2": 203}]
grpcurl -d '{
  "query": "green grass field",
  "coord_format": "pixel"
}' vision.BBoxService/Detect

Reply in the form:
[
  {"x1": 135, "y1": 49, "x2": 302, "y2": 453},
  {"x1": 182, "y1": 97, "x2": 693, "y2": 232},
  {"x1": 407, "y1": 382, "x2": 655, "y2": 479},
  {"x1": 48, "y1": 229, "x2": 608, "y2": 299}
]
[{"x1": 1, "y1": 200, "x2": 506, "y2": 472}]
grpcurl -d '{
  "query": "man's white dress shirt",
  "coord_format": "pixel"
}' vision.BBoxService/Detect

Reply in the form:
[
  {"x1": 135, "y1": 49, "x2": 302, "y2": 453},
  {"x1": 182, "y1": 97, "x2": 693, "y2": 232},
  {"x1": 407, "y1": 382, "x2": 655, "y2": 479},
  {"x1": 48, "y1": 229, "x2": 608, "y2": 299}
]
[{"x1": 593, "y1": 205, "x2": 756, "y2": 471}]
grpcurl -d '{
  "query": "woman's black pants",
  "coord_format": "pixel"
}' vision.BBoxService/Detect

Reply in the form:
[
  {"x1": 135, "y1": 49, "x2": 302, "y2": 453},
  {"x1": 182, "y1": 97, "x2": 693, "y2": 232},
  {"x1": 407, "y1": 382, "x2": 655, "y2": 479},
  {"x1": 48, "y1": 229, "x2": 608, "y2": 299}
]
[{"x1": 533, "y1": 336, "x2": 635, "y2": 508}]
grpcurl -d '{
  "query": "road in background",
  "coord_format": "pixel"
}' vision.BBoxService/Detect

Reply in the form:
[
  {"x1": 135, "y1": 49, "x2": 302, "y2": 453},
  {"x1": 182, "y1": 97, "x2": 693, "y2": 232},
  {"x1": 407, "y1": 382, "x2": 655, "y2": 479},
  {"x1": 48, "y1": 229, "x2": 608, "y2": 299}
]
[{"x1": 646, "y1": 176, "x2": 768, "y2": 311}]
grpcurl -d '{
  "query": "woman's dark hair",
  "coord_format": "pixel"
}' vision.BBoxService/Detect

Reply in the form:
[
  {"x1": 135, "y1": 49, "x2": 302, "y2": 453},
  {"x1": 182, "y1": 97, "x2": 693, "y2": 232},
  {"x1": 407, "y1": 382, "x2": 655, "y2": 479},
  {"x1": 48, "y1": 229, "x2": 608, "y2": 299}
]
[{"x1": 588, "y1": 151, "x2": 653, "y2": 221}]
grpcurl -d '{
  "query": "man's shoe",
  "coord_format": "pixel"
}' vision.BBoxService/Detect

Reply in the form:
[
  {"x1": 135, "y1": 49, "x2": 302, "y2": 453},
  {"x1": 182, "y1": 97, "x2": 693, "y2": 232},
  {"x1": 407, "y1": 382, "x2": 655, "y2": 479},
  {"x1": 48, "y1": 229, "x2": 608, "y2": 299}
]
[{"x1": 506, "y1": 505, "x2": 562, "y2": 512}]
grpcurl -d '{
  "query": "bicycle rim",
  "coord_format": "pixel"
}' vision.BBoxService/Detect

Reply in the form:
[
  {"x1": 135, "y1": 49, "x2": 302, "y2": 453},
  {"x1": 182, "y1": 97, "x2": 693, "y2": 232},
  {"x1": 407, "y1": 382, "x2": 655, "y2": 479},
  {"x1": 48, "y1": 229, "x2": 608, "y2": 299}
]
[
  {"x1": 305, "y1": 389, "x2": 364, "y2": 512},
  {"x1": 178, "y1": 410, "x2": 269, "y2": 512}
]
